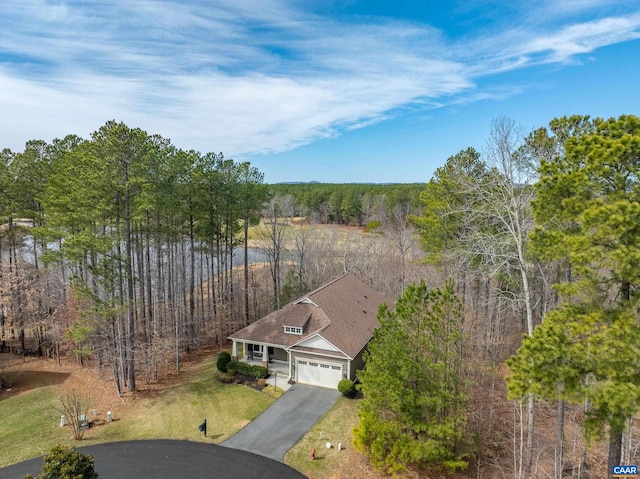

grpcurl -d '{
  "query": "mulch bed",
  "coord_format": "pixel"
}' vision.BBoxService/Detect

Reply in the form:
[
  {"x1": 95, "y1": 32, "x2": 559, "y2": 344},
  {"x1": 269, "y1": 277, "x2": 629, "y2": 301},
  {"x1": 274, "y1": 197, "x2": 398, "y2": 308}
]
[{"x1": 218, "y1": 374, "x2": 266, "y2": 391}]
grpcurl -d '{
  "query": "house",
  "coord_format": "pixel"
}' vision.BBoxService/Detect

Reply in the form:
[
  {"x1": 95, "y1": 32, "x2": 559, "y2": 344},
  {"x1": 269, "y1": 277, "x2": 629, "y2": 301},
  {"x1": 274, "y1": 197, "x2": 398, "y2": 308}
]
[{"x1": 228, "y1": 272, "x2": 388, "y2": 389}]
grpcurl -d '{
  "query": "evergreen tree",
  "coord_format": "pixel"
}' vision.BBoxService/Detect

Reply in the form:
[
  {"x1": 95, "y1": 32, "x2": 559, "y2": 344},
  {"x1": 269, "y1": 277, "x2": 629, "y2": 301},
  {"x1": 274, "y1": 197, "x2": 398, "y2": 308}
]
[
  {"x1": 353, "y1": 279, "x2": 469, "y2": 474},
  {"x1": 508, "y1": 114, "x2": 640, "y2": 472}
]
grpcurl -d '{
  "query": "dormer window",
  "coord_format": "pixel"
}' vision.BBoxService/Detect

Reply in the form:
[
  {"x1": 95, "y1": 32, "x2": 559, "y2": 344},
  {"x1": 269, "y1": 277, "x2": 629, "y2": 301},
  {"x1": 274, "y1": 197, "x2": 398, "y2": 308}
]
[{"x1": 284, "y1": 326, "x2": 303, "y2": 335}]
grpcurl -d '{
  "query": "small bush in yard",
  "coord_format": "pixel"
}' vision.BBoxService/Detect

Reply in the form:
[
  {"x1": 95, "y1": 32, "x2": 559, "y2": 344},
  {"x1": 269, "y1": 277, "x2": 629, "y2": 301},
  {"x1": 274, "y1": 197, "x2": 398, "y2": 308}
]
[
  {"x1": 24, "y1": 444, "x2": 99, "y2": 479},
  {"x1": 216, "y1": 351, "x2": 232, "y2": 372},
  {"x1": 338, "y1": 379, "x2": 356, "y2": 398},
  {"x1": 226, "y1": 361, "x2": 269, "y2": 379}
]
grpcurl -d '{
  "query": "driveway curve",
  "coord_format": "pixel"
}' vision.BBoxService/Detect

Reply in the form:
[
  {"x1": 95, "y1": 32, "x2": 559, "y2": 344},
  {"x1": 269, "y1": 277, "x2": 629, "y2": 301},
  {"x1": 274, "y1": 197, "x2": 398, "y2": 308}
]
[
  {"x1": 1, "y1": 440, "x2": 306, "y2": 479},
  {"x1": 222, "y1": 384, "x2": 340, "y2": 461}
]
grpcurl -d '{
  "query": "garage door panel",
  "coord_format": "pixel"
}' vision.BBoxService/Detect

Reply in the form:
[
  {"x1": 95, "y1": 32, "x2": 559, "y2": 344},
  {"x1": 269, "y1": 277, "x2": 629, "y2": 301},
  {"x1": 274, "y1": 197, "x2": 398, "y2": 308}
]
[{"x1": 296, "y1": 359, "x2": 343, "y2": 388}]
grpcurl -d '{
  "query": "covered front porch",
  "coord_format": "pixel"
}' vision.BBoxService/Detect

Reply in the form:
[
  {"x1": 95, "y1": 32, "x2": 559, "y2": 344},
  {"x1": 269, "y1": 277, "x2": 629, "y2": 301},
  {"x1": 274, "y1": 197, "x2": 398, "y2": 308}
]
[
  {"x1": 231, "y1": 339, "x2": 292, "y2": 381},
  {"x1": 241, "y1": 357, "x2": 289, "y2": 376},
  {"x1": 242, "y1": 357, "x2": 291, "y2": 391}
]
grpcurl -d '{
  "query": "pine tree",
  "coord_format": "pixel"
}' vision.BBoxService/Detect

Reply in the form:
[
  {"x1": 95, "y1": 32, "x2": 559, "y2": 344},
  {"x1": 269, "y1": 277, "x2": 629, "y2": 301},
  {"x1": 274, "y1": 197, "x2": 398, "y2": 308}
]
[
  {"x1": 508, "y1": 114, "x2": 640, "y2": 472},
  {"x1": 353, "y1": 279, "x2": 469, "y2": 474}
]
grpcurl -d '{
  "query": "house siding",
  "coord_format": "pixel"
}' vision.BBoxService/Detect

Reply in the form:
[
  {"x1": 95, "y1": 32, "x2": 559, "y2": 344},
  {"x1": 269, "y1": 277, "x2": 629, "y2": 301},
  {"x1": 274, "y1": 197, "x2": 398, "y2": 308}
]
[
  {"x1": 350, "y1": 346, "x2": 367, "y2": 381},
  {"x1": 269, "y1": 346, "x2": 288, "y2": 362}
]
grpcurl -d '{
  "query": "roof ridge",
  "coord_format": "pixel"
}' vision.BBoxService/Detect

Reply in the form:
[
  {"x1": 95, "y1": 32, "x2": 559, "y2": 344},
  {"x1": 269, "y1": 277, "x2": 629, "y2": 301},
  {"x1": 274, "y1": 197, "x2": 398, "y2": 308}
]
[{"x1": 306, "y1": 271, "x2": 353, "y2": 299}]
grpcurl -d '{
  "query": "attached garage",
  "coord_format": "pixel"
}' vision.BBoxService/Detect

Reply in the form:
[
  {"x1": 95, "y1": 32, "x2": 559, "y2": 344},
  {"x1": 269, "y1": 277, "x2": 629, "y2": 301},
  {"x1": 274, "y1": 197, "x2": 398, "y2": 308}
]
[{"x1": 296, "y1": 358, "x2": 344, "y2": 389}]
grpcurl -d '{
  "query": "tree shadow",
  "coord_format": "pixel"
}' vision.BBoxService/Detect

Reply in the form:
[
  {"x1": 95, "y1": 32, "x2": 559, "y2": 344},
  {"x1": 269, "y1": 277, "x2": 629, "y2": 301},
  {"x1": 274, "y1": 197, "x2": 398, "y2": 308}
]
[{"x1": 1, "y1": 370, "x2": 70, "y2": 400}]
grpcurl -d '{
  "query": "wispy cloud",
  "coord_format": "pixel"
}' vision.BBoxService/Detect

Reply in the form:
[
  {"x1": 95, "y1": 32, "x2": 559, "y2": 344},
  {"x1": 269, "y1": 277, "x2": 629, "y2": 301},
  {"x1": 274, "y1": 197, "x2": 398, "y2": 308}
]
[
  {"x1": 522, "y1": 15, "x2": 640, "y2": 62},
  {"x1": 0, "y1": 0, "x2": 639, "y2": 157}
]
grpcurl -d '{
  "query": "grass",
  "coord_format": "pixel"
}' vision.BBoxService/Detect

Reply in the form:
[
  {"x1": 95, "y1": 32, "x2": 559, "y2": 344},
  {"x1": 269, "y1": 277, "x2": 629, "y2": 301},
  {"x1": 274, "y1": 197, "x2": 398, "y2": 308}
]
[
  {"x1": 0, "y1": 357, "x2": 274, "y2": 468},
  {"x1": 0, "y1": 385, "x2": 72, "y2": 466},
  {"x1": 1, "y1": 357, "x2": 366, "y2": 478},
  {"x1": 261, "y1": 384, "x2": 285, "y2": 399},
  {"x1": 246, "y1": 218, "x2": 366, "y2": 247},
  {"x1": 285, "y1": 396, "x2": 363, "y2": 479}
]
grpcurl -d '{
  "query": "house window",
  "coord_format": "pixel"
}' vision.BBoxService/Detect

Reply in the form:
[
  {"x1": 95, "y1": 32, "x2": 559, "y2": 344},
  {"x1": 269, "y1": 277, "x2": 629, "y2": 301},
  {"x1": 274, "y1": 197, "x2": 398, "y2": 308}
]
[
  {"x1": 320, "y1": 364, "x2": 330, "y2": 369},
  {"x1": 331, "y1": 365, "x2": 342, "y2": 370},
  {"x1": 283, "y1": 326, "x2": 303, "y2": 335},
  {"x1": 309, "y1": 362, "x2": 319, "y2": 367},
  {"x1": 247, "y1": 344, "x2": 263, "y2": 357}
]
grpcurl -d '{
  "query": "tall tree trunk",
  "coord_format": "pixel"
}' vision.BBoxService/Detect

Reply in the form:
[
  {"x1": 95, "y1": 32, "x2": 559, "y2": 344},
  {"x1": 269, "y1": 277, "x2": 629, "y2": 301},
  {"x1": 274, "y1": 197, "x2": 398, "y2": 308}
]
[
  {"x1": 244, "y1": 209, "x2": 250, "y2": 326},
  {"x1": 555, "y1": 395, "x2": 565, "y2": 479},
  {"x1": 189, "y1": 208, "x2": 196, "y2": 347},
  {"x1": 136, "y1": 226, "x2": 147, "y2": 344},
  {"x1": 198, "y1": 244, "x2": 205, "y2": 333},
  {"x1": 609, "y1": 429, "x2": 623, "y2": 475},
  {"x1": 125, "y1": 184, "x2": 136, "y2": 392},
  {"x1": 145, "y1": 213, "x2": 154, "y2": 340},
  {"x1": 167, "y1": 223, "x2": 178, "y2": 372}
]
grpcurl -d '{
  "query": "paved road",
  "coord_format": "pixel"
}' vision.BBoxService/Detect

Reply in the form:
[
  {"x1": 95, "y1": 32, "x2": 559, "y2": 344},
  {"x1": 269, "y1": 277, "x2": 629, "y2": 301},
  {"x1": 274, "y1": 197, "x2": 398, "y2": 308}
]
[
  {"x1": 0, "y1": 440, "x2": 307, "y2": 479},
  {"x1": 221, "y1": 384, "x2": 340, "y2": 461}
]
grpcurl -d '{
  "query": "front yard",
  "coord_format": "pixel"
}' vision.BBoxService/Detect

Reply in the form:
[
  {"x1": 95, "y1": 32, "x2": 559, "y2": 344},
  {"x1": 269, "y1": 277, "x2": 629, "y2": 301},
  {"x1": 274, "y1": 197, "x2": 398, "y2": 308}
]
[
  {"x1": 2, "y1": 352, "x2": 390, "y2": 478},
  {"x1": 0, "y1": 353, "x2": 273, "y2": 468}
]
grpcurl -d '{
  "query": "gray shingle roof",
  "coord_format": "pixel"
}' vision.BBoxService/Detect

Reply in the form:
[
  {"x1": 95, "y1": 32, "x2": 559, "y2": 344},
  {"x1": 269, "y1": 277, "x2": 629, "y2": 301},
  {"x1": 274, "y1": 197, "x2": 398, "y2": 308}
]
[{"x1": 229, "y1": 273, "x2": 387, "y2": 358}]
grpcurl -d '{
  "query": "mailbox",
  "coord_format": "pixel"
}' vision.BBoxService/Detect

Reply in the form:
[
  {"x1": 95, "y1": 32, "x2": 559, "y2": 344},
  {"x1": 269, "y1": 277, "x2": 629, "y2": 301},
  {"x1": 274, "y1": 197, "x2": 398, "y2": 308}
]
[{"x1": 198, "y1": 419, "x2": 207, "y2": 437}]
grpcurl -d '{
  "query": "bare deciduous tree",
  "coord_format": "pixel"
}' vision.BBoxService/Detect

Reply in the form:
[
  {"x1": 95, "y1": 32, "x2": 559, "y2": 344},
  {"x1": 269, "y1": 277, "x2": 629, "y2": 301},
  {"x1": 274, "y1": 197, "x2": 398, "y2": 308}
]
[
  {"x1": 59, "y1": 389, "x2": 92, "y2": 440},
  {"x1": 257, "y1": 195, "x2": 294, "y2": 310}
]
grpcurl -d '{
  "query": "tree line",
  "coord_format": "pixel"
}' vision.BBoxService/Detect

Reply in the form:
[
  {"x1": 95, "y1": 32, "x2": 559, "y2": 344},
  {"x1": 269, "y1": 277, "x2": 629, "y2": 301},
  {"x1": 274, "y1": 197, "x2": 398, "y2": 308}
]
[
  {"x1": 0, "y1": 121, "x2": 269, "y2": 395},
  {"x1": 267, "y1": 182, "x2": 424, "y2": 226}
]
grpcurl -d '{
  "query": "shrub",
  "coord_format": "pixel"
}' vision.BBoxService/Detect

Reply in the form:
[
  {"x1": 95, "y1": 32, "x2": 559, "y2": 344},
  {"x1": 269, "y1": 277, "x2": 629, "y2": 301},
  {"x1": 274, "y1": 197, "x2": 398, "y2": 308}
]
[
  {"x1": 226, "y1": 361, "x2": 269, "y2": 379},
  {"x1": 364, "y1": 219, "x2": 382, "y2": 232},
  {"x1": 257, "y1": 378, "x2": 267, "y2": 388},
  {"x1": 25, "y1": 444, "x2": 99, "y2": 479},
  {"x1": 216, "y1": 351, "x2": 232, "y2": 372},
  {"x1": 253, "y1": 365, "x2": 269, "y2": 379},
  {"x1": 338, "y1": 379, "x2": 356, "y2": 398}
]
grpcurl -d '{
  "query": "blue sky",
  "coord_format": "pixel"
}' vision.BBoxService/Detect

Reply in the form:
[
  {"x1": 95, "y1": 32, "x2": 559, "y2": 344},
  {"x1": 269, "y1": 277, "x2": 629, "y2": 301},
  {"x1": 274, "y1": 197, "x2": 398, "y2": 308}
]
[{"x1": 1, "y1": 1, "x2": 639, "y2": 184}]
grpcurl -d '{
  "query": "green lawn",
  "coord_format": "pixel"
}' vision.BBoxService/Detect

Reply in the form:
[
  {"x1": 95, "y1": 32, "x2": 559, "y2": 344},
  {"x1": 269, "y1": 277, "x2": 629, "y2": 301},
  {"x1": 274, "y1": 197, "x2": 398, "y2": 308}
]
[
  {"x1": 0, "y1": 385, "x2": 72, "y2": 467},
  {"x1": 0, "y1": 358, "x2": 274, "y2": 468},
  {"x1": 285, "y1": 396, "x2": 362, "y2": 479}
]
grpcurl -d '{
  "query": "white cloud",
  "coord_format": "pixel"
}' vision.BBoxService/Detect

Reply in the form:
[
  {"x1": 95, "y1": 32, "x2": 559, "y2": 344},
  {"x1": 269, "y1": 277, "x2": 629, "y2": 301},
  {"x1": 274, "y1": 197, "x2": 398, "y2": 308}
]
[
  {"x1": 0, "y1": 0, "x2": 639, "y2": 156},
  {"x1": 540, "y1": 0, "x2": 633, "y2": 17},
  {"x1": 460, "y1": 12, "x2": 640, "y2": 76}
]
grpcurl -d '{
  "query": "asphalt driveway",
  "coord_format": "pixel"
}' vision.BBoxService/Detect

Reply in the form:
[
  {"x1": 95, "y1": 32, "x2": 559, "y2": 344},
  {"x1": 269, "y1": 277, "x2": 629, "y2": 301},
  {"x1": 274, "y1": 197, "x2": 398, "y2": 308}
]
[
  {"x1": 221, "y1": 384, "x2": 340, "y2": 461},
  {"x1": 1, "y1": 440, "x2": 306, "y2": 479}
]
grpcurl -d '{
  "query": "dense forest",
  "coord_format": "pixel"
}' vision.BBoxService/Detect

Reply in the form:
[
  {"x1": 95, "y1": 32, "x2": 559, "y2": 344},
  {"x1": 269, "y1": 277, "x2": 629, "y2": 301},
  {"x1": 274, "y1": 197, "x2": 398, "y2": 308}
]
[
  {"x1": 267, "y1": 182, "x2": 425, "y2": 226},
  {"x1": 1, "y1": 114, "x2": 639, "y2": 479},
  {"x1": 404, "y1": 115, "x2": 640, "y2": 479}
]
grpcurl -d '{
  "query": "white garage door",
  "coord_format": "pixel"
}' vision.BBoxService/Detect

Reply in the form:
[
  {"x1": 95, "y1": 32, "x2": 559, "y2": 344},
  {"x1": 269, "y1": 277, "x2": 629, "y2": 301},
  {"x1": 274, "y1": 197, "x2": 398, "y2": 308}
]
[{"x1": 296, "y1": 359, "x2": 343, "y2": 389}]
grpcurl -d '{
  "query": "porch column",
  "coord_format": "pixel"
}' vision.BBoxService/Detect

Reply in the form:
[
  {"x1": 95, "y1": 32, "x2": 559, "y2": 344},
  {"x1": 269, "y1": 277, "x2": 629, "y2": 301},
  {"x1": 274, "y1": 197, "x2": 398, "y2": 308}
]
[
  {"x1": 231, "y1": 340, "x2": 238, "y2": 362},
  {"x1": 288, "y1": 353, "x2": 292, "y2": 382},
  {"x1": 262, "y1": 346, "x2": 269, "y2": 369}
]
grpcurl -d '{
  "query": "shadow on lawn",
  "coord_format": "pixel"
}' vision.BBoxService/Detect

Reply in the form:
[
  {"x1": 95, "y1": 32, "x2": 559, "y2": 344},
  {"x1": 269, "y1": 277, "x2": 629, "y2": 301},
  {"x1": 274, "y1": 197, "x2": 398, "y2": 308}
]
[{"x1": 0, "y1": 370, "x2": 70, "y2": 400}]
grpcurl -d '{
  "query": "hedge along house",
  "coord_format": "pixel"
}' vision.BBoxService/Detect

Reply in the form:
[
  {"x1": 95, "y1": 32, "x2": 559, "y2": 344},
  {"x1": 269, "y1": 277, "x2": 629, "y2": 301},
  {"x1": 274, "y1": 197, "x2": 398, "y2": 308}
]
[{"x1": 229, "y1": 273, "x2": 387, "y2": 389}]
